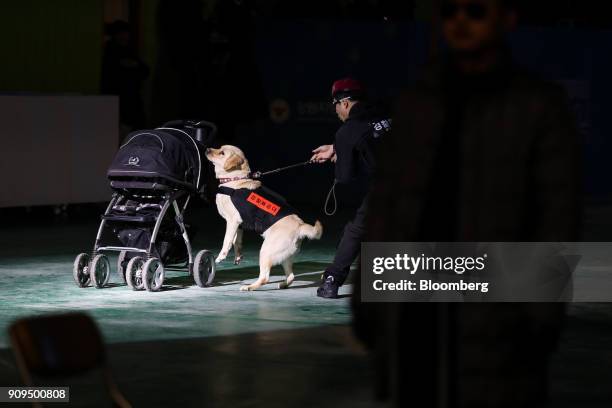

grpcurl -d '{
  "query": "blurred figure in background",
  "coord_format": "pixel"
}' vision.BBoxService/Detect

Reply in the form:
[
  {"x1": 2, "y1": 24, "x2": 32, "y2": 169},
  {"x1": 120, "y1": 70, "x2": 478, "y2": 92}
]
[
  {"x1": 152, "y1": 0, "x2": 211, "y2": 124},
  {"x1": 151, "y1": 0, "x2": 265, "y2": 142},
  {"x1": 207, "y1": 0, "x2": 266, "y2": 141},
  {"x1": 356, "y1": 0, "x2": 582, "y2": 406},
  {"x1": 101, "y1": 20, "x2": 150, "y2": 138}
]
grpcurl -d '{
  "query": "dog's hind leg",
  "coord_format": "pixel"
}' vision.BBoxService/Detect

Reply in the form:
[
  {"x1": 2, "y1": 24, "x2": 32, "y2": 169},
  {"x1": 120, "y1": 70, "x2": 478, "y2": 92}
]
[
  {"x1": 240, "y1": 257, "x2": 271, "y2": 291},
  {"x1": 279, "y1": 258, "x2": 295, "y2": 289},
  {"x1": 233, "y1": 227, "x2": 243, "y2": 264},
  {"x1": 240, "y1": 239, "x2": 273, "y2": 291}
]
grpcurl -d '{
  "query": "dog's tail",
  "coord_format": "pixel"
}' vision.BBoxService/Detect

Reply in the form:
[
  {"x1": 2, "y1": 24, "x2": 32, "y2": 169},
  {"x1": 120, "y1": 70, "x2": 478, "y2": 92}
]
[{"x1": 299, "y1": 220, "x2": 323, "y2": 240}]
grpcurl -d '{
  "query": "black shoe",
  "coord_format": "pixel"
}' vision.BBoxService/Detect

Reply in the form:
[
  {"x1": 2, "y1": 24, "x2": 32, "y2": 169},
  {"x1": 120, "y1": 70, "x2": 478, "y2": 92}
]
[{"x1": 317, "y1": 276, "x2": 340, "y2": 299}]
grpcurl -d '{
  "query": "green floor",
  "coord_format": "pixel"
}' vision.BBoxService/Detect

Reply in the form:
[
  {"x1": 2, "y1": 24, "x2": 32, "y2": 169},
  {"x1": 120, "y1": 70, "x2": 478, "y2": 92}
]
[
  {"x1": 0, "y1": 208, "x2": 353, "y2": 349},
  {"x1": 3, "y1": 205, "x2": 612, "y2": 406}
]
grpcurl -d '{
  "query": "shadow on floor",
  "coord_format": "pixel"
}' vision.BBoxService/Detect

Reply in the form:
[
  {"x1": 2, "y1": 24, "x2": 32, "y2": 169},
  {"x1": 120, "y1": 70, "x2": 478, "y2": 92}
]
[{"x1": 0, "y1": 325, "x2": 376, "y2": 408}]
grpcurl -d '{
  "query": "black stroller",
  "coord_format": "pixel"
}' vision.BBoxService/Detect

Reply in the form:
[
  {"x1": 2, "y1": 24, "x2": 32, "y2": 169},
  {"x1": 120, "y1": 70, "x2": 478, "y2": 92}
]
[{"x1": 73, "y1": 120, "x2": 217, "y2": 292}]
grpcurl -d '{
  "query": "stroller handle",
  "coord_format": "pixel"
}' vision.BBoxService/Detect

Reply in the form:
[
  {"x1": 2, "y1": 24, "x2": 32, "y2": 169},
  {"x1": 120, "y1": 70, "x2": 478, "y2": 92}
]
[{"x1": 161, "y1": 119, "x2": 218, "y2": 144}]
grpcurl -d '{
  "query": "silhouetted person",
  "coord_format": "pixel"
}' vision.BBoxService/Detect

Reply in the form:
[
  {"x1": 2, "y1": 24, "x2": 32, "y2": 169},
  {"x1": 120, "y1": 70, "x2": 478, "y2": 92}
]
[
  {"x1": 152, "y1": 0, "x2": 211, "y2": 123},
  {"x1": 208, "y1": 0, "x2": 266, "y2": 141},
  {"x1": 356, "y1": 0, "x2": 581, "y2": 406},
  {"x1": 101, "y1": 20, "x2": 150, "y2": 133},
  {"x1": 152, "y1": 0, "x2": 264, "y2": 141}
]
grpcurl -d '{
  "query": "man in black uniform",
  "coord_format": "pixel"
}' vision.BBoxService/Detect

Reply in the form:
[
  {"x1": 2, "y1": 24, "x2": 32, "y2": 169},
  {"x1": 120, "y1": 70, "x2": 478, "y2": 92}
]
[{"x1": 311, "y1": 78, "x2": 390, "y2": 299}]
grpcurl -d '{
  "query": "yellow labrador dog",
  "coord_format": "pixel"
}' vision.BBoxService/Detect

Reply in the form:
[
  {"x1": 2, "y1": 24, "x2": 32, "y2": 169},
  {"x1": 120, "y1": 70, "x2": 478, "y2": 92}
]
[{"x1": 206, "y1": 145, "x2": 322, "y2": 291}]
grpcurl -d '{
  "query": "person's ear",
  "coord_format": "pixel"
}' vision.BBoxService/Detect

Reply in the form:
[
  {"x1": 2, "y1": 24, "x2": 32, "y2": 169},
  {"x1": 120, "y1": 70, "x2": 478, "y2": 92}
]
[{"x1": 223, "y1": 152, "x2": 245, "y2": 171}]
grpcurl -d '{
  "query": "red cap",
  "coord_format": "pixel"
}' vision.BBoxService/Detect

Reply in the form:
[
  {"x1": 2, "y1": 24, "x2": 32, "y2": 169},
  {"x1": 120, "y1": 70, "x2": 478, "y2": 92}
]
[{"x1": 331, "y1": 78, "x2": 364, "y2": 100}]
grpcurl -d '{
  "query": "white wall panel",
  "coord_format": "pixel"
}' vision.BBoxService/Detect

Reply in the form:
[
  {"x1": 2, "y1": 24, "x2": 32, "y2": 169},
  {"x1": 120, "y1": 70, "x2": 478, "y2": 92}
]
[{"x1": 0, "y1": 96, "x2": 118, "y2": 207}]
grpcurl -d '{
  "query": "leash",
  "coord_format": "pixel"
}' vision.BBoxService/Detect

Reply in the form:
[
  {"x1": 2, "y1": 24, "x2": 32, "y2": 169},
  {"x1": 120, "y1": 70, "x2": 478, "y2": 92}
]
[
  {"x1": 324, "y1": 180, "x2": 338, "y2": 216},
  {"x1": 251, "y1": 161, "x2": 313, "y2": 179},
  {"x1": 218, "y1": 160, "x2": 339, "y2": 216},
  {"x1": 251, "y1": 160, "x2": 339, "y2": 216},
  {"x1": 217, "y1": 160, "x2": 313, "y2": 184}
]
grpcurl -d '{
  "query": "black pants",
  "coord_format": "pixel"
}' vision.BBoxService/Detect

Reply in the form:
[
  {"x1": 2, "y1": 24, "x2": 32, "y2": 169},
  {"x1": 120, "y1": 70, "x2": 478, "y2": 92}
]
[{"x1": 326, "y1": 198, "x2": 368, "y2": 286}]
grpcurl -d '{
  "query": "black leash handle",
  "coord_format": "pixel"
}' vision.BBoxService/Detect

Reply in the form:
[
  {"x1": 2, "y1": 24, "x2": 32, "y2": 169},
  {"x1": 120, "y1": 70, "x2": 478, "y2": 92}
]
[{"x1": 251, "y1": 161, "x2": 313, "y2": 179}]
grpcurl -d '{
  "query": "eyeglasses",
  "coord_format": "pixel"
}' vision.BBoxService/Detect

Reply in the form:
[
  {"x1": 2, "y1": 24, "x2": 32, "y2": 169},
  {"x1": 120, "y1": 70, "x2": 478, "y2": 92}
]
[{"x1": 440, "y1": 2, "x2": 489, "y2": 21}]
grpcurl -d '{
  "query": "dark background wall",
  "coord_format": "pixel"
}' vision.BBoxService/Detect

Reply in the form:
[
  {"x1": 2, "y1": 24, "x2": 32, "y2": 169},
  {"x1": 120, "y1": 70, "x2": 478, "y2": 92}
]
[
  {"x1": 0, "y1": 0, "x2": 104, "y2": 94},
  {"x1": 239, "y1": 22, "x2": 608, "y2": 202},
  {"x1": 1, "y1": 0, "x2": 611, "y2": 208}
]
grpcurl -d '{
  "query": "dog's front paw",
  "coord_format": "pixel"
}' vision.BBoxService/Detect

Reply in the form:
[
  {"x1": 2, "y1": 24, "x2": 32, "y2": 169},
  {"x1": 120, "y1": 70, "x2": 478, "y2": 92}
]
[{"x1": 239, "y1": 285, "x2": 252, "y2": 291}]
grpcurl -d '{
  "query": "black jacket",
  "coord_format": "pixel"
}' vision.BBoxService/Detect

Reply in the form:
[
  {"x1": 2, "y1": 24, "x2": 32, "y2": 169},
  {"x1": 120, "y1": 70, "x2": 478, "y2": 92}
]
[
  {"x1": 217, "y1": 185, "x2": 296, "y2": 234},
  {"x1": 334, "y1": 102, "x2": 389, "y2": 186}
]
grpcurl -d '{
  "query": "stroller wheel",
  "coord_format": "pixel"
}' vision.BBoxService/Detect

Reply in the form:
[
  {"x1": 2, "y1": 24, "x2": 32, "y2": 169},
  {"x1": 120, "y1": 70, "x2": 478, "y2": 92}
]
[
  {"x1": 126, "y1": 257, "x2": 145, "y2": 291},
  {"x1": 143, "y1": 258, "x2": 165, "y2": 292},
  {"x1": 73, "y1": 253, "x2": 91, "y2": 288},
  {"x1": 117, "y1": 251, "x2": 129, "y2": 284},
  {"x1": 194, "y1": 250, "x2": 216, "y2": 288},
  {"x1": 91, "y1": 254, "x2": 111, "y2": 289}
]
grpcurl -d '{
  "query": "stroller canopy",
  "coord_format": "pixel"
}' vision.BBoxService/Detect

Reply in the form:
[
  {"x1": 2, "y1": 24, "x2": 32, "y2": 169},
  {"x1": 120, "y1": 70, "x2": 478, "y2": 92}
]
[{"x1": 108, "y1": 126, "x2": 209, "y2": 192}]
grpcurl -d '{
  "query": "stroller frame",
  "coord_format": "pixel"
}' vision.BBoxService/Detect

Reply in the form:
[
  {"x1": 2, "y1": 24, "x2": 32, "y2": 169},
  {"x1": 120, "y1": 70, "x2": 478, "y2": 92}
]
[
  {"x1": 94, "y1": 190, "x2": 194, "y2": 270},
  {"x1": 73, "y1": 120, "x2": 217, "y2": 292},
  {"x1": 73, "y1": 187, "x2": 216, "y2": 292}
]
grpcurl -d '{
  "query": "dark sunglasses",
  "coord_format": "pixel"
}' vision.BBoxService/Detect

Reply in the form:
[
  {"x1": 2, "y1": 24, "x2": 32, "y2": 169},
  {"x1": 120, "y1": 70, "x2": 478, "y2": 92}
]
[{"x1": 440, "y1": 2, "x2": 489, "y2": 20}]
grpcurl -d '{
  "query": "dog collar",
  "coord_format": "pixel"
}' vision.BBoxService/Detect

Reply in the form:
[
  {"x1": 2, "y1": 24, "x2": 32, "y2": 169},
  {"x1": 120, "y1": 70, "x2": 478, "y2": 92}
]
[{"x1": 218, "y1": 176, "x2": 251, "y2": 185}]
